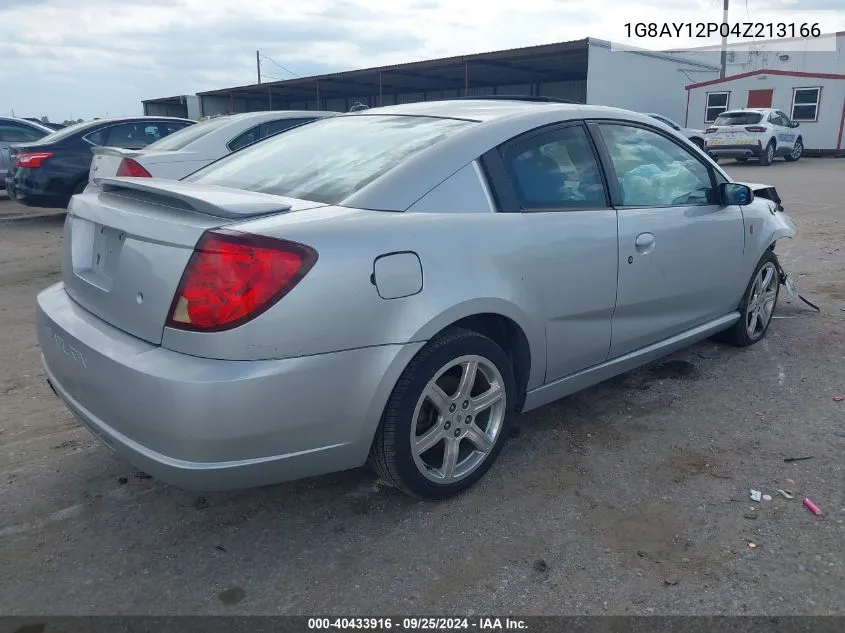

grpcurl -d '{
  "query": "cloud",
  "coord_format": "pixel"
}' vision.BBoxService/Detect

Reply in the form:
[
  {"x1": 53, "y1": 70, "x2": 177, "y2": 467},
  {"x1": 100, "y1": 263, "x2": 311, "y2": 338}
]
[{"x1": 1, "y1": 0, "x2": 842, "y2": 121}]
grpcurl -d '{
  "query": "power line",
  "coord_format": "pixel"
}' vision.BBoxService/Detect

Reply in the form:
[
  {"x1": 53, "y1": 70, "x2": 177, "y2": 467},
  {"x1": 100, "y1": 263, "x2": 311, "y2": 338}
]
[{"x1": 259, "y1": 53, "x2": 300, "y2": 78}]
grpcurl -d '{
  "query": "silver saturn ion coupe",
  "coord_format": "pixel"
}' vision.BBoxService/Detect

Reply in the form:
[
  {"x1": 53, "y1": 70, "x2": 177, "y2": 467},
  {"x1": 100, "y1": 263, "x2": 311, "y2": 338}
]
[{"x1": 37, "y1": 98, "x2": 796, "y2": 499}]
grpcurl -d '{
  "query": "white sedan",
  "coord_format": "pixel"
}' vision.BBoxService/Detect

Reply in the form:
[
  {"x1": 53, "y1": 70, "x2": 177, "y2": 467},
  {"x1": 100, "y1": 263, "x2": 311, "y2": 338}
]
[
  {"x1": 645, "y1": 113, "x2": 705, "y2": 149},
  {"x1": 89, "y1": 110, "x2": 336, "y2": 181}
]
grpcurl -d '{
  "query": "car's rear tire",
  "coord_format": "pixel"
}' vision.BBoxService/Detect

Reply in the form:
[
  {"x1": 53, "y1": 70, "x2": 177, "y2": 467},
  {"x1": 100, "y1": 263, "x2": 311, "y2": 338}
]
[
  {"x1": 368, "y1": 327, "x2": 516, "y2": 499},
  {"x1": 759, "y1": 140, "x2": 775, "y2": 166},
  {"x1": 714, "y1": 250, "x2": 780, "y2": 347},
  {"x1": 784, "y1": 138, "x2": 803, "y2": 162}
]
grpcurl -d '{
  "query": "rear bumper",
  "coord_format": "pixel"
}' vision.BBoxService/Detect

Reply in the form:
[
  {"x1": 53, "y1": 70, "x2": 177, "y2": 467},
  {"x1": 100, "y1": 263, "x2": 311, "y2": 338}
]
[
  {"x1": 705, "y1": 143, "x2": 764, "y2": 158},
  {"x1": 37, "y1": 282, "x2": 422, "y2": 491},
  {"x1": 6, "y1": 172, "x2": 71, "y2": 208}
]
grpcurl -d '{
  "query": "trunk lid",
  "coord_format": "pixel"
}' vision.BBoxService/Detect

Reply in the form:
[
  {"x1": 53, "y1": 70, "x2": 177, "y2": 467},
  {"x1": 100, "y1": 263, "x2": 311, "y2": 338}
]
[
  {"x1": 62, "y1": 178, "x2": 328, "y2": 345},
  {"x1": 89, "y1": 148, "x2": 205, "y2": 179}
]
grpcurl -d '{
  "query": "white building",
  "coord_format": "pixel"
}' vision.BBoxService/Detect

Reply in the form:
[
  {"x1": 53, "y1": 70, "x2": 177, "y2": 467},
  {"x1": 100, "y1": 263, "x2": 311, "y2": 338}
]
[
  {"x1": 665, "y1": 31, "x2": 844, "y2": 77},
  {"x1": 685, "y1": 69, "x2": 845, "y2": 153}
]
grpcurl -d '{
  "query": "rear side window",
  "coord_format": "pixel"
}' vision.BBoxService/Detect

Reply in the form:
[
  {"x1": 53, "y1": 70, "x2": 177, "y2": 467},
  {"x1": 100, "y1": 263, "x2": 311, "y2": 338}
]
[
  {"x1": 102, "y1": 121, "x2": 189, "y2": 149},
  {"x1": 713, "y1": 112, "x2": 763, "y2": 126},
  {"x1": 262, "y1": 118, "x2": 314, "y2": 137},
  {"x1": 227, "y1": 125, "x2": 261, "y2": 152},
  {"x1": 502, "y1": 125, "x2": 607, "y2": 209},
  {"x1": 186, "y1": 114, "x2": 475, "y2": 205}
]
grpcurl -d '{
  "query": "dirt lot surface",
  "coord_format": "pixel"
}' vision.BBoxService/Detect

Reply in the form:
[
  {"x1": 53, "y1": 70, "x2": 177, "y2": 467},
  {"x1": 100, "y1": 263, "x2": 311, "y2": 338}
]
[{"x1": 0, "y1": 159, "x2": 843, "y2": 616}]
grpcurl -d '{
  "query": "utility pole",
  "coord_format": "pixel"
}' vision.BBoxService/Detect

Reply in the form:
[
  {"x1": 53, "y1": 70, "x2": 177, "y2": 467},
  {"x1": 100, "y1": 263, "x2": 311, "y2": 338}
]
[
  {"x1": 719, "y1": 0, "x2": 729, "y2": 78},
  {"x1": 256, "y1": 50, "x2": 261, "y2": 84}
]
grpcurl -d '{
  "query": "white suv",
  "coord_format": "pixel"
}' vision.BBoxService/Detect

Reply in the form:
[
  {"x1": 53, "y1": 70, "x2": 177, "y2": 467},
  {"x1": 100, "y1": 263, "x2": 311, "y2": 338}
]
[{"x1": 704, "y1": 108, "x2": 803, "y2": 166}]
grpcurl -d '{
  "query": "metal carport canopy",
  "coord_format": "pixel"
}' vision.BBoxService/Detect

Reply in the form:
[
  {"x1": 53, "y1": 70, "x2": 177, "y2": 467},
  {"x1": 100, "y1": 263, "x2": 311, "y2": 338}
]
[{"x1": 197, "y1": 38, "x2": 590, "y2": 107}]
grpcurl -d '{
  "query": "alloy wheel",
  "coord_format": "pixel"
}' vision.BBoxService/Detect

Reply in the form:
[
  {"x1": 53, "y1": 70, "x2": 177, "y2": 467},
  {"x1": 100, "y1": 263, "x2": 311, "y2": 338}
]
[
  {"x1": 410, "y1": 355, "x2": 506, "y2": 484},
  {"x1": 746, "y1": 262, "x2": 778, "y2": 339}
]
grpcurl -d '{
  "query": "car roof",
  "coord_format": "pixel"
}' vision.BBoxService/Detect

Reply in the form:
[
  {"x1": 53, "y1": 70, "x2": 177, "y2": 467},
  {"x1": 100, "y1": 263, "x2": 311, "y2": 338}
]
[
  {"x1": 223, "y1": 110, "x2": 336, "y2": 122},
  {"x1": 346, "y1": 99, "x2": 653, "y2": 125},
  {"x1": 720, "y1": 108, "x2": 774, "y2": 115},
  {"x1": 0, "y1": 116, "x2": 55, "y2": 132}
]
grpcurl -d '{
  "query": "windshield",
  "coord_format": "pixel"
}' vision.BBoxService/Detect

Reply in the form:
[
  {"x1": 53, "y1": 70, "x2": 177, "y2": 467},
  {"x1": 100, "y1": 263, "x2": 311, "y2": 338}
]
[
  {"x1": 147, "y1": 116, "x2": 232, "y2": 150},
  {"x1": 184, "y1": 114, "x2": 475, "y2": 205},
  {"x1": 713, "y1": 112, "x2": 763, "y2": 126}
]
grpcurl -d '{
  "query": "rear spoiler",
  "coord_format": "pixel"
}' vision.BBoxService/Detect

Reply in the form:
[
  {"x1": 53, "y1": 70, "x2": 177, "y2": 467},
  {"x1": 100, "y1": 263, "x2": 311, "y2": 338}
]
[
  {"x1": 90, "y1": 146, "x2": 142, "y2": 158},
  {"x1": 91, "y1": 176, "x2": 293, "y2": 219}
]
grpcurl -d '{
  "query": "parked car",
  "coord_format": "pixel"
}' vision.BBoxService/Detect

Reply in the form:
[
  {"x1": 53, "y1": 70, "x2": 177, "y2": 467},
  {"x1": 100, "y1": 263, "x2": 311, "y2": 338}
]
[
  {"x1": 89, "y1": 111, "x2": 336, "y2": 181},
  {"x1": 5, "y1": 116, "x2": 194, "y2": 208},
  {"x1": 703, "y1": 108, "x2": 803, "y2": 165},
  {"x1": 0, "y1": 117, "x2": 55, "y2": 189},
  {"x1": 37, "y1": 99, "x2": 795, "y2": 499},
  {"x1": 22, "y1": 118, "x2": 66, "y2": 131},
  {"x1": 645, "y1": 113, "x2": 705, "y2": 149}
]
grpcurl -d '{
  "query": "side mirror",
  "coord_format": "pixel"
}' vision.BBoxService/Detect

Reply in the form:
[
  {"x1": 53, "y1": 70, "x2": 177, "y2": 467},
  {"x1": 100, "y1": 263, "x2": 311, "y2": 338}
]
[
  {"x1": 721, "y1": 182, "x2": 753, "y2": 206},
  {"x1": 791, "y1": 122, "x2": 800, "y2": 128}
]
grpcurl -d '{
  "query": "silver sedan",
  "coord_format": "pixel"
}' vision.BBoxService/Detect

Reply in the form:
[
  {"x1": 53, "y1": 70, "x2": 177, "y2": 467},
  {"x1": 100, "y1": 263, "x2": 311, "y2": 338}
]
[{"x1": 36, "y1": 99, "x2": 796, "y2": 499}]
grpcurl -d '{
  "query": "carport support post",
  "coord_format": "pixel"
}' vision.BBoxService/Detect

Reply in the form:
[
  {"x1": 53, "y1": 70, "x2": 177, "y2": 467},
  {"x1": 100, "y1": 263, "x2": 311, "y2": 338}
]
[
  {"x1": 379, "y1": 72, "x2": 383, "y2": 107},
  {"x1": 268, "y1": 87, "x2": 272, "y2": 110},
  {"x1": 229, "y1": 91, "x2": 234, "y2": 114},
  {"x1": 464, "y1": 61, "x2": 469, "y2": 95},
  {"x1": 719, "y1": 0, "x2": 729, "y2": 78},
  {"x1": 315, "y1": 79, "x2": 321, "y2": 110}
]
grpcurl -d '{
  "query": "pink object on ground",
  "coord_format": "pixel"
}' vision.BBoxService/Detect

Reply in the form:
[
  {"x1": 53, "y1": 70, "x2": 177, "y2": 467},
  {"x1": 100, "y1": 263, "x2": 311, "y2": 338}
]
[{"x1": 803, "y1": 498, "x2": 822, "y2": 515}]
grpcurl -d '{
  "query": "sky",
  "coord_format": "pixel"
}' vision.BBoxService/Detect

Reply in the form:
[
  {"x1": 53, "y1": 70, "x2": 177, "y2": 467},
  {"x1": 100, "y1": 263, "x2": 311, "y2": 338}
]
[{"x1": 1, "y1": 0, "x2": 843, "y2": 122}]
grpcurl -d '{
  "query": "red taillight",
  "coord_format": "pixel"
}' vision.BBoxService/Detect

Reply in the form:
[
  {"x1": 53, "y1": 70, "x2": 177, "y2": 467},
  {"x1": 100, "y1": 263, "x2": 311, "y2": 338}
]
[
  {"x1": 116, "y1": 158, "x2": 152, "y2": 177},
  {"x1": 705, "y1": 127, "x2": 717, "y2": 133},
  {"x1": 745, "y1": 126, "x2": 767, "y2": 132},
  {"x1": 14, "y1": 152, "x2": 53, "y2": 168},
  {"x1": 166, "y1": 230, "x2": 317, "y2": 332}
]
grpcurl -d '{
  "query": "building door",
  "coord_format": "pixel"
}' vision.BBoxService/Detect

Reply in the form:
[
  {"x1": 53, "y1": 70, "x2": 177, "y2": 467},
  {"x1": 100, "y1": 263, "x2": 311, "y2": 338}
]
[{"x1": 747, "y1": 89, "x2": 773, "y2": 108}]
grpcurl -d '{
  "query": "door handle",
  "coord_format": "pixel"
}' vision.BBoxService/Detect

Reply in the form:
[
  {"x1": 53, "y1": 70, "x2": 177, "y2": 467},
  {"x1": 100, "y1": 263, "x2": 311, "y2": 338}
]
[{"x1": 635, "y1": 232, "x2": 655, "y2": 254}]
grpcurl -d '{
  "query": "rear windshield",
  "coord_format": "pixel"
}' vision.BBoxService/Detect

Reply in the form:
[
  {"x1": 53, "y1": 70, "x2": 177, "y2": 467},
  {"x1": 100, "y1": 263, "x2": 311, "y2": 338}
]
[
  {"x1": 713, "y1": 112, "x2": 763, "y2": 126},
  {"x1": 37, "y1": 120, "x2": 102, "y2": 143},
  {"x1": 184, "y1": 114, "x2": 475, "y2": 205},
  {"x1": 147, "y1": 116, "x2": 233, "y2": 150}
]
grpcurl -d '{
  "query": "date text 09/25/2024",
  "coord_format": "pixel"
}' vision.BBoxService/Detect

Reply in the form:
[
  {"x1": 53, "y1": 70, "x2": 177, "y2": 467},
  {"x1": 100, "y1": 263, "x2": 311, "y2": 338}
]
[
  {"x1": 307, "y1": 618, "x2": 528, "y2": 630},
  {"x1": 624, "y1": 22, "x2": 822, "y2": 39}
]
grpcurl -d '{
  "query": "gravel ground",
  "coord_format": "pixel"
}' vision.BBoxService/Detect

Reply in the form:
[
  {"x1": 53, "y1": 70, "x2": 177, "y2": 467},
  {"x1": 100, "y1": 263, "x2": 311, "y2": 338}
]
[{"x1": 0, "y1": 159, "x2": 843, "y2": 616}]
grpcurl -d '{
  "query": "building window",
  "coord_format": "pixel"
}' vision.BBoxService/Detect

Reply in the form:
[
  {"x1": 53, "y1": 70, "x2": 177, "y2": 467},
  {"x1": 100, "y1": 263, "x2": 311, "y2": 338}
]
[
  {"x1": 705, "y1": 92, "x2": 730, "y2": 122},
  {"x1": 791, "y1": 87, "x2": 821, "y2": 121}
]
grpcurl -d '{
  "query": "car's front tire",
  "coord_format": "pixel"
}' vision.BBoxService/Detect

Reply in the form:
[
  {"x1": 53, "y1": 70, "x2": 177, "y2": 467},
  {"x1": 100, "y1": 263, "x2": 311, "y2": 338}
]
[
  {"x1": 368, "y1": 328, "x2": 516, "y2": 499},
  {"x1": 784, "y1": 138, "x2": 803, "y2": 162},
  {"x1": 715, "y1": 250, "x2": 780, "y2": 347}
]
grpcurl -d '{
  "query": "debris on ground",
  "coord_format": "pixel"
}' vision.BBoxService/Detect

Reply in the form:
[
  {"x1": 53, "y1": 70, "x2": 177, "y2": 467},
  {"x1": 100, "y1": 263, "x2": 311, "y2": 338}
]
[
  {"x1": 803, "y1": 498, "x2": 822, "y2": 516},
  {"x1": 533, "y1": 559, "x2": 549, "y2": 573},
  {"x1": 833, "y1": 396, "x2": 843, "y2": 402},
  {"x1": 750, "y1": 489, "x2": 762, "y2": 502},
  {"x1": 784, "y1": 456, "x2": 814, "y2": 462},
  {"x1": 776, "y1": 489, "x2": 794, "y2": 500},
  {"x1": 748, "y1": 543, "x2": 757, "y2": 549},
  {"x1": 664, "y1": 576, "x2": 679, "y2": 586},
  {"x1": 762, "y1": 494, "x2": 772, "y2": 501}
]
